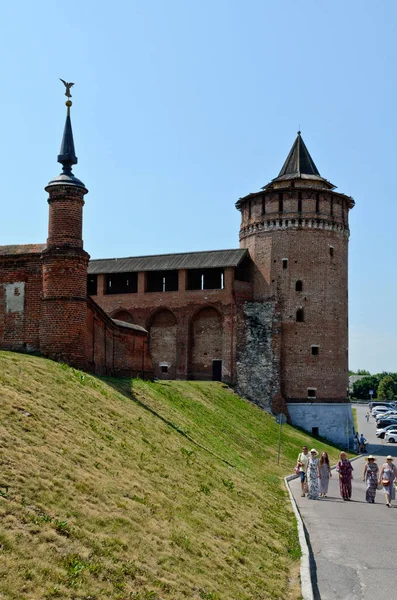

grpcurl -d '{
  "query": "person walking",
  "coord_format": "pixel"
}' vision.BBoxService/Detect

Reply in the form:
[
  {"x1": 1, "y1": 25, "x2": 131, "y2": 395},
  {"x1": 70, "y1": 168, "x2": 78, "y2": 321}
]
[
  {"x1": 378, "y1": 455, "x2": 397, "y2": 507},
  {"x1": 319, "y1": 451, "x2": 332, "y2": 497},
  {"x1": 362, "y1": 455, "x2": 379, "y2": 503},
  {"x1": 307, "y1": 449, "x2": 320, "y2": 500},
  {"x1": 297, "y1": 446, "x2": 309, "y2": 497},
  {"x1": 359, "y1": 434, "x2": 367, "y2": 453},
  {"x1": 337, "y1": 451, "x2": 354, "y2": 500}
]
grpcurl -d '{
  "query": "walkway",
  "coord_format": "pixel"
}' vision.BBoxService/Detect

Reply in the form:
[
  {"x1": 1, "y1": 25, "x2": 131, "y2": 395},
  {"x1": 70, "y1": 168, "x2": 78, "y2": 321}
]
[{"x1": 289, "y1": 405, "x2": 397, "y2": 600}]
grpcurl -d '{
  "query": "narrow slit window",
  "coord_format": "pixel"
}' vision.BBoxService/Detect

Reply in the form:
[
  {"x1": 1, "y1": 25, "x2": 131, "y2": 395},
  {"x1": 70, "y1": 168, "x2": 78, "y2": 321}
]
[
  {"x1": 330, "y1": 197, "x2": 334, "y2": 216},
  {"x1": 307, "y1": 388, "x2": 316, "y2": 398},
  {"x1": 248, "y1": 200, "x2": 252, "y2": 218},
  {"x1": 296, "y1": 308, "x2": 304, "y2": 322},
  {"x1": 329, "y1": 246, "x2": 334, "y2": 258},
  {"x1": 316, "y1": 193, "x2": 320, "y2": 213},
  {"x1": 278, "y1": 192, "x2": 283, "y2": 213},
  {"x1": 298, "y1": 191, "x2": 302, "y2": 213},
  {"x1": 262, "y1": 196, "x2": 266, "y2": 215},
  {"x1": 282, "y1": 259, "x2": 288, "y2": 269},
  {"x1": 295, "y1": 280, "x2": 303, "y2": 292},
  {"x1": 311, "y1": 345, "x2": 319, "y2": 356}
]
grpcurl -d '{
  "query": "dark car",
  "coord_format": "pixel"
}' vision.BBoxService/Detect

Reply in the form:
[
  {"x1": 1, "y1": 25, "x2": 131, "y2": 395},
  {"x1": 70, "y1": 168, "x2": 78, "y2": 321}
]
[
  {"x1": 376, "y1": 418, "x2": 397, "y2": 429},
  {"x1": 369, "y1": 401, "x2": 397, "y2": 411}
]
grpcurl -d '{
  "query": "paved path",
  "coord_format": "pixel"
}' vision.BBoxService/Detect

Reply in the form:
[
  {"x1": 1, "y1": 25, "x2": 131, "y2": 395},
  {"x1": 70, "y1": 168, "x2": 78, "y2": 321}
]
[{"x1": 289, "y1": 405, "x2": 397, "y2": 600}]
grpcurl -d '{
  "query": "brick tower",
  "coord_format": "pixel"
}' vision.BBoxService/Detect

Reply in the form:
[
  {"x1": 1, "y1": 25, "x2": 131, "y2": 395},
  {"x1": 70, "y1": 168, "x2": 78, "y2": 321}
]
[
  {"x1": 40, "y1": 93, "x2": 89, "y2": 369},
  {"x1": 236, "y1": 132, "x2": 355, "y2": 445}
]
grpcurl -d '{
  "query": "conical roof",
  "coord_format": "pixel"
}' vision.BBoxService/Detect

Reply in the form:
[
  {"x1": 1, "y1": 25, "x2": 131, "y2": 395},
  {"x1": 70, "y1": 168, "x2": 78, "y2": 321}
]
[
  {"x1": 46, "y1": 101, "x2": 86, "y2": 190},
  {"x1": 278, "y1": 131, "x2": 320, "y2": 178}
]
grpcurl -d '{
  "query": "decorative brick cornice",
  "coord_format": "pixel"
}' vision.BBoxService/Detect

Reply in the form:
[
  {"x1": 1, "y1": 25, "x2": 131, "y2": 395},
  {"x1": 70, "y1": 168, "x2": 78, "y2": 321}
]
[{"x1": 239, "y1": 216, "x2": 350, "y2": 240}]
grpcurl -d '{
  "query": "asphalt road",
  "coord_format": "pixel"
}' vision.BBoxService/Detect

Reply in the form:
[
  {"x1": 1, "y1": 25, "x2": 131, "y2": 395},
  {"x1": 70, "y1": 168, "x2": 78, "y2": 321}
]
[{"x1": 289, "y1": 404, "x2": 397, "y2": 600}]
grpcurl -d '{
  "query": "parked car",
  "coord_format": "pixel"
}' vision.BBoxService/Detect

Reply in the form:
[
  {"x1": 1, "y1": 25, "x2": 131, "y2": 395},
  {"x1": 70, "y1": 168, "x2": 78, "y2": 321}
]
[
  {"x1": 376, "y1": 419, "x2": 397, "y2": 429},
  {"x1": 385, "y1": 430, "x2": 397, "y2": 443},
  {"x1": 372, "y1": 407, "x2": 391, "y2": 417},
  {"x1": 376, "y1": 412, "x2": 397, "y2": 422},
  {"x1": 369, "y1": 401, "x2": 397, "y2": 410},
  {"x1": 376, "y1": 424, "x2": 397, "y2": 439}
]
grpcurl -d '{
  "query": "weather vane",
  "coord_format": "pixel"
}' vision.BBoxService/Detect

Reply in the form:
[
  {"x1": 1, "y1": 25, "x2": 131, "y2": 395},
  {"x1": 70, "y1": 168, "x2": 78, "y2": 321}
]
[{"x1": 60, "y1": 78, "x2": 74, "y2": 98}]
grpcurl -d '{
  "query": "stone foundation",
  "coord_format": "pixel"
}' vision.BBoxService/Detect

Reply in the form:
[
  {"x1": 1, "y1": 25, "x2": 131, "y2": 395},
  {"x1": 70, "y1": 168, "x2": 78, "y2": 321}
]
[{"x1": 287, "y1": 402, "x2": 354, "y2": 449}]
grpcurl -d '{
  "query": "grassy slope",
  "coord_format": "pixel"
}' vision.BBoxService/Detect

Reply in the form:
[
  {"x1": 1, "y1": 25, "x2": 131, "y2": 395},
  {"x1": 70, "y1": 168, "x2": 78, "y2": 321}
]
[{"x1": 0, "y1": 352, "x2": 343, "y2": 600}]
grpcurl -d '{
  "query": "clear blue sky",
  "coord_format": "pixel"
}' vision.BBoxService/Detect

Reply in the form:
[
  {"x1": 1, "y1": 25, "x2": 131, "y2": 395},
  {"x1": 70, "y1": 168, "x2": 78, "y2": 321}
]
[{"x1": 0, "y1": 1, "x2": 395, "y2": 373}]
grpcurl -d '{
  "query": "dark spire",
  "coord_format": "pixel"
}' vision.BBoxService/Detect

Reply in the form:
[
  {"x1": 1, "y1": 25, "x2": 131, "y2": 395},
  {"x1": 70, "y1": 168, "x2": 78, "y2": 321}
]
[
  {"x1": 46, "y1": 84, "x2": 86, "y2": 190},
  {"x1": 278, "y1": 131, "x2": 320, "y2": 178},
  {"x1": 57, "y1": 103, "x2": 78, "y2": 172}
]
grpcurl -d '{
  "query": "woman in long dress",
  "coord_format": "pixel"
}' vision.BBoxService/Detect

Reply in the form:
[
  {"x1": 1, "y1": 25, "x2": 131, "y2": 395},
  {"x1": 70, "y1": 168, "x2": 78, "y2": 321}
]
[
  {"x1": 319, "y1": 452, "x2": 332, "y2": 497},
  {"x1": 307, "y1": 449, "x2": 320, "y2": 500},
  {"x1": 362, "y1": 455, "x2": 378, "y2": 503},
  {"x1": 337, "y1": 451, "x2": 353, "y2": 500},
  {"x1": 378, "y1": 455, "x2": 397, "y2": 507}
]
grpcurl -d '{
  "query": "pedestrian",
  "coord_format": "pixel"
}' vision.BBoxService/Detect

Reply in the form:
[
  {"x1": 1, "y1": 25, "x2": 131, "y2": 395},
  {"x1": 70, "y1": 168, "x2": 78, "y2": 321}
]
[
  {"x1": 307, "y1": 449, "x2": 320, "y2": 500},
  {"x1": 359, "y1": 433, "x2": 367, "y2": 453},
  {"x1": 378, "y1": 455, "x2": 397, "y2": 507},
  {"x1": 362, "y1": 455, "x2": 379, "y2": 503},
  {"x1": 319, "y1": 451, "x2": 332, "y2": 497},
  {"x1": 366, "y1": 412, "x2": 370, "y2": 422},
  {"x1": 354, "y1": 433, "x2": 360, "y2": 453},
  {"x1": 336, "y1": 451, "x2": 354, "y2": 501},
  {"x1": 297, "y1": 445, "x2": 309, "y2": 497}
]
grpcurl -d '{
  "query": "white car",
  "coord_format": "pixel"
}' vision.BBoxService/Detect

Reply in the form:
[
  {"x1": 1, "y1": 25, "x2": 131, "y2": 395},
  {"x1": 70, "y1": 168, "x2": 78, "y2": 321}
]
[
  {"x1": 376, "y1": 424, "x2": 397, "y2": 438},
  {"x1": 385, "y1": 430, "x2": 397, "y2": 443},
  {"x1": 376, "y1": 412, "x2": 397, "y2": 422},
  {"x1": 372, "y1": 406, "x2": 391, "y2": 417}
]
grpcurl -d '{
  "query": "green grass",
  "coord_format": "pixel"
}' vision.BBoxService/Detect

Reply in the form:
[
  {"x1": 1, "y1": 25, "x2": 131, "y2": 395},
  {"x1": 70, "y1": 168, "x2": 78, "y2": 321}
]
[{"x1": 0, "y1": 351, "x2": 344, "y2": 600}]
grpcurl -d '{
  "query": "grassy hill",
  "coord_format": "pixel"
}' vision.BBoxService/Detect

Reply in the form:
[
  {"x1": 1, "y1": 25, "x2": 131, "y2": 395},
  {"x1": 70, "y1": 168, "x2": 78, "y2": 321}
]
[{"x1": 0, "y1": 351, "x2": 342, "y2": 600}]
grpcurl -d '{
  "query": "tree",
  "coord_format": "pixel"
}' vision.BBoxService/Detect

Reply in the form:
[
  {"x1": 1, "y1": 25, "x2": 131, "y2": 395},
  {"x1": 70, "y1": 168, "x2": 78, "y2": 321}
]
[
  {"x1": 349, "y1": 369, "x2": 371, "y2": 376},
  {"x1": 352, "y1": 376, "x2": 379, "y2": 399},
  {"x1": 377, "y1": 375, "x2": 397, "y2": 400}
]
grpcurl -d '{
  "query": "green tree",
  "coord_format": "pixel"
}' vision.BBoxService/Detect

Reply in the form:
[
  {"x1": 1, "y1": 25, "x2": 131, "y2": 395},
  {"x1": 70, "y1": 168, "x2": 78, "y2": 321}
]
[
  {"x1": 352, "y1": 376, "x2": 379, "y2": 399},
  {"x1": 377, "y1": 375, "x2": 397, "y2": 400}
]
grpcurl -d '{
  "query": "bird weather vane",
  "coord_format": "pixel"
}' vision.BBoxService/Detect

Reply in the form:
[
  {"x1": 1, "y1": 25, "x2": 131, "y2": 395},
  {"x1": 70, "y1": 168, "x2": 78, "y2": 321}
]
[{"x1": 60, "y1": 78, "x2": 74, "y2": 98}]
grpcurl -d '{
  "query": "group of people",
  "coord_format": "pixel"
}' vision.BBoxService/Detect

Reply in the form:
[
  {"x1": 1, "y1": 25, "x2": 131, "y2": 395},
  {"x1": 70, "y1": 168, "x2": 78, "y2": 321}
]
[
  {"x1": 296, "y1": 445, "x2": 397, "y2": 506},
  {"x1": 354, "y1": 433, "x2": 367, "y2": 453}
]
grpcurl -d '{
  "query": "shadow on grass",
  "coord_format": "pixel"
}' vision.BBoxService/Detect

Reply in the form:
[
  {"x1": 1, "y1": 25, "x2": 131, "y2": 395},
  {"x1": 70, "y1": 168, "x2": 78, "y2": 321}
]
[{"x1": 99, "y1": 376, "x2": 236, "y2": 468}]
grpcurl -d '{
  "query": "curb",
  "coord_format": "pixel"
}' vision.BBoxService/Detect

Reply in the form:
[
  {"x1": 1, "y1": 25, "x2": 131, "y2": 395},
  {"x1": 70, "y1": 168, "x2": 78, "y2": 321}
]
[{"x1": 284, "y1": 474, "x2": 314, "y2": 600}]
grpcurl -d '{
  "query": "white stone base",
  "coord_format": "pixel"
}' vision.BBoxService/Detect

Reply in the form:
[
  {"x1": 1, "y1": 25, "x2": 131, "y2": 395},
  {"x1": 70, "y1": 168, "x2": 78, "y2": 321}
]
[{"x1": 287, "y1": 403, "x2": 354, "y2": 450}]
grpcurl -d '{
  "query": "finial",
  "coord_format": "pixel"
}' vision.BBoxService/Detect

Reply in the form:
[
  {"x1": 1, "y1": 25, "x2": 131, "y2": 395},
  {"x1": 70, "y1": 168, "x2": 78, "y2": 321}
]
[{"x1": 297, "y1": 129, "x2": 301, "y2": 136}]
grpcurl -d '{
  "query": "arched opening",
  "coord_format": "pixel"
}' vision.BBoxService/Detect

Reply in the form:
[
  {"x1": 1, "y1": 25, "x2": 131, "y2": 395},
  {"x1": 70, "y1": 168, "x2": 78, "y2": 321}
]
[
  {"x1": 296, "y1": 308, "x2": 304, "y2": 322},
  {"x1": 295, "y1": 280, "x2": 303, "y2": 292},
  {"x1": 148, "y1": 309, "x2": 177, "y2": 379},
  {"x1": 111, "y1": 309, "x2": 135, "y2": 324},
  {"x1": 189, "y1": 307, "x2": 223, "y2": 380}
]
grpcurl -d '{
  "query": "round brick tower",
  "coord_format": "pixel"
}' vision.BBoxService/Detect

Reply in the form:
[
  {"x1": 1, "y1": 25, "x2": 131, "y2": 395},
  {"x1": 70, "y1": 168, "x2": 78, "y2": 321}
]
[
  {"x1": 40, "y1": 96, "x2": 89, "y2": 369},
  {"x1": 236, "y1": 133, "x2": 355, "y2": 444}
]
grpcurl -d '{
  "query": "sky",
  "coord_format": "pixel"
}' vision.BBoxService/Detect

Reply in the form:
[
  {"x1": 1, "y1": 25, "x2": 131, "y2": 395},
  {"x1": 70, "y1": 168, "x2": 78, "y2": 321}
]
[{"x1": 0, "y1": 0, "x2": 395, "y2": 374}]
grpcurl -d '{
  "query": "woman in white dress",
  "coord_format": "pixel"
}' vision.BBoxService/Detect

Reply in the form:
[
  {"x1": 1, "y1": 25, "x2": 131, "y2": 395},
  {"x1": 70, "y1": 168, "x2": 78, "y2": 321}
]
[{"x1": 307, "y1": 449, "x2": 320, "y2": 500}]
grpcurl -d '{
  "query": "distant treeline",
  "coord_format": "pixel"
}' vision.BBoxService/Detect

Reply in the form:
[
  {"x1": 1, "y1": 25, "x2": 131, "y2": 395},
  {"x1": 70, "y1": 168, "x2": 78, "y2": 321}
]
[{"x1": 350, "y1": 372, "x2": 397, "y2": 400}]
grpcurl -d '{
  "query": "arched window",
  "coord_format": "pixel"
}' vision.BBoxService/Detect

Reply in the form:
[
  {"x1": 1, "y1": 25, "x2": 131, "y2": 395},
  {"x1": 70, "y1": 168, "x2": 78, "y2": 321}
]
[
  {"x1": 296, "y1": 308, "x2": 304, "y2": 322},
  {"x1": 295, "y1": 280, "x2": 303, "y2": 292}
]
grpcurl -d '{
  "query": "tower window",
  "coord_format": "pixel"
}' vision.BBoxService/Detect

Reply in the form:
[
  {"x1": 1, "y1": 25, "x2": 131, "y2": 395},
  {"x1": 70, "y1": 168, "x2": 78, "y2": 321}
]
[
  {"x1": 316, "y1": 193, "x2": 320, "y2": 213},
  {"x1": 282, "y1": 259, "x2": 288, "y2": 269},
  {"x1": 296, "y1": 308, "x2": 304, "y2": 322},
  {"x1": 295, "y1": 280, "x2": 303, "y2": 292},
  {"x1": 278, "y1": 193, "x2": 283, "y2": 213},
  {"x1": 298, "y1": 191, "x2": 302, "y2": 213},
  {"x1": 262, "y1": 196, "x2": 266, "y2": 215},
  {"x1": 329, "y1": 246, "x2": 334, "y2": 258},
  {"x1": 87, "y1": 275, "x2": 98, "y2": 296},
  {"x1": 311, "y1": 345, "x2": 319, "y2": 356},
  {"x1": 307, "y1": 388, "x2": 316, "y2": 398},
  {"x1": 330, "y1": 197, "x2": 334, "y2": 216},
  {"x1": 248, "y1": 200, "x2": 252, "y2": 218}
]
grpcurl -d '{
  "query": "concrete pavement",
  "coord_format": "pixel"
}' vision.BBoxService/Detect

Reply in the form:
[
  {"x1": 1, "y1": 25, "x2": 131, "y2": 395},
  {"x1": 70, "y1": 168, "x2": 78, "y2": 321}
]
[{"x1": 289, "y1": 405, "x2": 397, "y2": 600}]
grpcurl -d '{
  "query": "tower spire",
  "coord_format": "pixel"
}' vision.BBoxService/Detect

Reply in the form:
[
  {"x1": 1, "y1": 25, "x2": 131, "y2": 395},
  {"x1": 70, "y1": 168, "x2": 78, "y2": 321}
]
[{"x1": 46, "y1": 80, "x2": 86, "y2": 189}]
